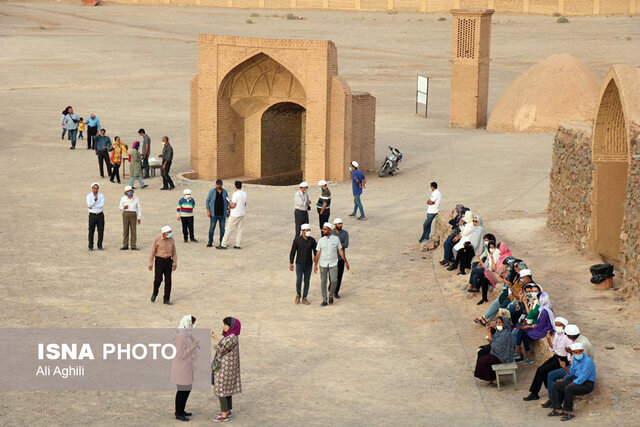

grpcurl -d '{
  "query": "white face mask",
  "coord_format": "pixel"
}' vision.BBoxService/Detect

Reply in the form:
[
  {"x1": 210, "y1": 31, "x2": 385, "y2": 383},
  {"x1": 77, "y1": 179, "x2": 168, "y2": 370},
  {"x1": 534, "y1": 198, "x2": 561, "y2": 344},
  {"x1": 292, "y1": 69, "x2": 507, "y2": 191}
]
[
  {"x1": 185, "y1": 195, "x2": 191, "y2": 200},
  {"x1": 484, "y1": 241, "x2": 489, "y2": 246},
  {"x1": 348, "y1": 167, "x2": 353, "y2": 172},
  {"x1": 489, "y1": 248, "x2": 495, "y2": 253},
  {"x1": 304, "y1": 231, "x2": 311, "y2": 237},
  {"x1": 496, "y1": 326, "x2": 503, "y2": 331},
  {"x1": 555, "y1": 326, "x2": 564, "y2": 334}
]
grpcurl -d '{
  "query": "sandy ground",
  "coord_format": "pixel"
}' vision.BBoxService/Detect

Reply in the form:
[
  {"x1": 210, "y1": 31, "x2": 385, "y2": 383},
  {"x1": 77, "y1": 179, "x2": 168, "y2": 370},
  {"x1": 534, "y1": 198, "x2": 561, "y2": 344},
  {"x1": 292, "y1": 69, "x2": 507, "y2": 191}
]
[{"x1": 1, "y1": 2, "x2": 639, "y2": 425}]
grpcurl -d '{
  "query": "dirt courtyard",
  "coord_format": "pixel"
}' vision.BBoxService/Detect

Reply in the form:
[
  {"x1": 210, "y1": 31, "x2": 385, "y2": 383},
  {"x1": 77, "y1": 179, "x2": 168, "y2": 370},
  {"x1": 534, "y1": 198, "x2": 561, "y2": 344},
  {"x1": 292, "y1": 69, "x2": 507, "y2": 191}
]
[{"x1": 0, "y1": 2, "x2": 639, "y2": 425}]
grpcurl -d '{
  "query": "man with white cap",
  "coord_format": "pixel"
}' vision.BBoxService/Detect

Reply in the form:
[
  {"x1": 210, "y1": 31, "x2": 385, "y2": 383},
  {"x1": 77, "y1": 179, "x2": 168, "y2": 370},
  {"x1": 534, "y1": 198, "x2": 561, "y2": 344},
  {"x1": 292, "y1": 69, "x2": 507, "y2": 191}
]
[
  {"x1": 316, "y1": 180, "x2": 331, "y2": 232},
  {"x1": 548, "y1": 342, "x2": 596, "y2": 421},
  {"x1": 119, "y1": 185, "x2": 142, "y2": 250},
  {"x1": 294, "y1": 181, "x2": 310, "y2": 236},
  {"x1": 149, "y1": 225, "x2": 178, "y2": 304},
  {"x1": 314, "y1": 222, "x2": 349, "y2": 306},
  {"x1": 348, "y1": 161, "x2": 366, "y2": 220},
  {"x1": 289, "y1": 223, "x2": 317, "y2": 305},
  {"x1": 330, "y1": 218, "x2": 349, "y2": 298},
  {"x1": 523, "y1": 316, "x2": 572, "y2": 402},
  {"x1": 543, "y1": 324, "x2": 595, "y2": 408},
  {"x1": 176, "y1": 189, "x2": 197, "y2": 243},
  {"x1": 86, "y1": 182, "x2": 105, "y2": 251}
]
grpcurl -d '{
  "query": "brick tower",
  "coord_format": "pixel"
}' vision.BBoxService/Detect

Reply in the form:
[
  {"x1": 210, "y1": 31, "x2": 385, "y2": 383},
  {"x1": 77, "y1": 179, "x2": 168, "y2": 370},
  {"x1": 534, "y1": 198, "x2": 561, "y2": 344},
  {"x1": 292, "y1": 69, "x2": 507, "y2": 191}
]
[{"x1": 450, "y1": 9, "x2": 494, "y2": 128}]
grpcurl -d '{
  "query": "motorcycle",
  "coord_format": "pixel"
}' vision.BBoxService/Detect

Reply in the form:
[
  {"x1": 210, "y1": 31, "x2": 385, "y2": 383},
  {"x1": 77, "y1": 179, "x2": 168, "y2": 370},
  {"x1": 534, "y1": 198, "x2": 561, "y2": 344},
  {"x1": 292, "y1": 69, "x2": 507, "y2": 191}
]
[{"x1": 378, "y1": 146, "x2": 403, "y2": 177}]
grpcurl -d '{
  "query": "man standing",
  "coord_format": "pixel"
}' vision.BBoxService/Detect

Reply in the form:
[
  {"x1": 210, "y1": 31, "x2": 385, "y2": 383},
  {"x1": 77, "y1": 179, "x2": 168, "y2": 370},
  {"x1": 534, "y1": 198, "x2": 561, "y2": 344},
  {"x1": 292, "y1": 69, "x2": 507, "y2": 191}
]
[
  {"x1": 331, "y1": 218, "x2": 349, "y2": 298},
  {"x1": 289, "y1": 223, "x2": 317, "y2": 305},
  {"x1": 206, "y1": 179, "x2": 229, "y2": 247},
  {"x1": 218, "y1": 181, "x2": 246, "y2": 250},
  {"x1": 314, "y1": 222, "x2": 349, "y2": 306},
  {"x1": 86, "y1": 182, "x2": 105, "y2": 251},
  {"x1": 62, "y1": 106, "x2": 80, "y2": 150},
  {"x1": 419, "y1": 181, "x2": 442, "y2": 243},
  {"x1": 94, "y1": 129, "x2": 113, "y2": 178},
  {"x1": 348, "y1": 161, "x2": 367, "y2": 220},
  {"x1": 138, "y1": 128, "x2": 151, "y2": 179},
  {"x1": 177, "y1": 189, "x2": 197, "y2": 243},
  {"x1": 119, "y1": 185, "x2": 142, "y2": 250},
  {"x1": 294, "y1": 182, "x2": 310, "y2": 236},
  {"x1": 316, "y1": 180, "x2": 331, "y2": 232},
  {"x1": 86, "y1": 113, "x2": 100, "y2": 150},
  {"x1": 159, "y1": 136, "x2": 175, "y2": 190},
  {"x1": 149, "y1": 225, "x2": 177, "y2": 305}
]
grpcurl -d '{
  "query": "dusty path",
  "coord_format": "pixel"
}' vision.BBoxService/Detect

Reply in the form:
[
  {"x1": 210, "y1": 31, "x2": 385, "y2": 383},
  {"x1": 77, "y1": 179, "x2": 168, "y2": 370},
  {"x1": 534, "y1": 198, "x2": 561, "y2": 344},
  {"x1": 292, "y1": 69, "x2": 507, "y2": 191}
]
[{"x1": 0, "y1": 3, "x2": 639, "y2": 425}]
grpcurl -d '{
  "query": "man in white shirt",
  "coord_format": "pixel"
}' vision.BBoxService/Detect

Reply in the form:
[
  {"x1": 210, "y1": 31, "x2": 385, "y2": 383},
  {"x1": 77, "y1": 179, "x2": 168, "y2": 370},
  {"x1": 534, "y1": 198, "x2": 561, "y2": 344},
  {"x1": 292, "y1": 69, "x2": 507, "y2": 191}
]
[
  {"x1": 294, "y1": 181, "x2": 310, "y2": 236},
  {"x1": 119, "y1": 185, "x2": 142, "y2": 250},
  {"x1": 419, "y1": 181, "x2": 441, "y2": 243},
  {"x1": 218, "y1": 181, "x2": 247, "y2": 249},
  {"x1": 314, "y1": 222, "x2": 349, "y2": 306},
  {"x1": 86, "y1": 182, "x2": 105, "y2": 251}
]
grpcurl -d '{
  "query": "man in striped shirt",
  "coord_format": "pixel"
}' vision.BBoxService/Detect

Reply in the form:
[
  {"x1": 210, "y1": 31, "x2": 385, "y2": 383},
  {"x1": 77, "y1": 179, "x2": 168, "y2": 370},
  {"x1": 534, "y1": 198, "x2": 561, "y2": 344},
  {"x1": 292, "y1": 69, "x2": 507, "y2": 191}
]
[{"x1": 176, "y1": 189, "x2": 197, "y2": 243}]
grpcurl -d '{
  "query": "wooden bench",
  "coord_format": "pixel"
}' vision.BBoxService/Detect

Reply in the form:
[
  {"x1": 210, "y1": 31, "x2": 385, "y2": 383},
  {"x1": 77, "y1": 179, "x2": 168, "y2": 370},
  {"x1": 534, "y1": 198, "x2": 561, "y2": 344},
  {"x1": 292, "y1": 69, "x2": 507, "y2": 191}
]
[
  {"x1": 148, "y1": 158, "x2": 162, "y2": 177},
  {"x1": 492, "y1": 362, "x2": 518, "y2": 391}
]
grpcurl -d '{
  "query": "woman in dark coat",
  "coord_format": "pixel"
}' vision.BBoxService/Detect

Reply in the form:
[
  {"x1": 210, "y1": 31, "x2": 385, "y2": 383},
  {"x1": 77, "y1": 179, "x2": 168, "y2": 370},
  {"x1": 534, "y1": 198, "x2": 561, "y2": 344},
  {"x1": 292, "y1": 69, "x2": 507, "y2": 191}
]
[
  {"x1": 211, "y1": 317, "x2": 242, "y2": 422},
  {"x1": 474, "y1": 316, "x2": 515, "y2": 384}
]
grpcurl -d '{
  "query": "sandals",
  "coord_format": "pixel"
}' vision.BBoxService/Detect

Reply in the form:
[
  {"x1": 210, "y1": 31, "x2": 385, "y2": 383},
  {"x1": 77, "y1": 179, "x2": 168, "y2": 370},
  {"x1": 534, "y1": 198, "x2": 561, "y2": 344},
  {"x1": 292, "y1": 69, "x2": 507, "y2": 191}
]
[
  {"x1": 474, "y1": 317, "x2": 488, "y2": 326},
  {"x1": 214, "y1": 415, "x2": 230, "y2": 422},
  {"x1": 547, "y1": 410, "x2": 564, "y2": 417},
  {"x1": 561, "y1": 414, "x2": 575, "y2": 421}
]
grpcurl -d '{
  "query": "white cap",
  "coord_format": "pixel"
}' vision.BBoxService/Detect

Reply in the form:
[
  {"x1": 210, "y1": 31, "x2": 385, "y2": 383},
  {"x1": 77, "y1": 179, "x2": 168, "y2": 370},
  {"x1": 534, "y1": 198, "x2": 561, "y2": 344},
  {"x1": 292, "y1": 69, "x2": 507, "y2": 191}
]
[
  {"x1": 322, "y1": 222, "x2": 333, "y2": 229},
  {"x1": 519, "y1": 269, "x2": 532, "y2": 277},
  {"x1": 161, "y1": 225, "x2": 172, "y2": 233},
  {"x1": 565, "y1": 324, "x2": 580, "y2": 335},
  {"x1": 299, "y1": 181, "x2": 308, "y2": 188},
  {"x1": 570, "y1": 342, "x2": 584, "y2": 351},
  {"x1": 318, "y1": 180, "x2": 327, "y2": 187},
  {"x1": 300, "y1": 223, "x2": 311, "y2": 230},
  {"x1": 351, "y1": 161, "x2": 359, "y2": 168},
  {"x1": 555, "y1": 317, "x2": 568, "y2": 326},
  {"x1": 90, "y1": 182, "x2": 100, "y2": 189},
  {"x1": 183, "y1": 189, "x2": 192, "y2": 195},
  {"x1": 333, "y1": 218, "x2": 343, "y2": 224}
]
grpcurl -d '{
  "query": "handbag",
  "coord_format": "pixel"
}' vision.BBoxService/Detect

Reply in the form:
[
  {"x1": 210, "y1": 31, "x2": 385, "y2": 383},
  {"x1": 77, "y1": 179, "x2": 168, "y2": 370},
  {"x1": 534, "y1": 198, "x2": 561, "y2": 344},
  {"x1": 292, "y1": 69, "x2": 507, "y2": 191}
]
[{"x1": 477, "y1": 344, "x2": 491, "y2": 357}]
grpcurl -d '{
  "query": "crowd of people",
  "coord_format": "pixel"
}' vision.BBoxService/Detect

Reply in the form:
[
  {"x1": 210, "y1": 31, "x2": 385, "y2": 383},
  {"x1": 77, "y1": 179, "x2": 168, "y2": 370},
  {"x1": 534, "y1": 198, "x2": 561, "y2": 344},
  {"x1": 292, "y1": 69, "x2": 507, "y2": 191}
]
[{"x1": 429, "y1": 203, "x2": 596, "y2": 422}]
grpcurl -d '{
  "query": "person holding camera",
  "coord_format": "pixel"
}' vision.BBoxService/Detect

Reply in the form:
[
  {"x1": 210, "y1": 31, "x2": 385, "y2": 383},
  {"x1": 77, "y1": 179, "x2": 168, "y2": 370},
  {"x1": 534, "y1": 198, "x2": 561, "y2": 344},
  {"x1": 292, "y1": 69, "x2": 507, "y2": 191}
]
[{"x1": 62, "y1": 106, "x2": 80, "y2": 150}]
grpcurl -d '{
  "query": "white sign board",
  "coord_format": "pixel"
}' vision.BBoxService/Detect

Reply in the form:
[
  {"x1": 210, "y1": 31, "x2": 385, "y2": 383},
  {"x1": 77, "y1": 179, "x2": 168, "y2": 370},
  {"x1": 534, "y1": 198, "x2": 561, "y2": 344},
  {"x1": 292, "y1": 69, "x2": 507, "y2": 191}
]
[{"x1": 417, "y1": 75, "x2": 428, "y2": 105}]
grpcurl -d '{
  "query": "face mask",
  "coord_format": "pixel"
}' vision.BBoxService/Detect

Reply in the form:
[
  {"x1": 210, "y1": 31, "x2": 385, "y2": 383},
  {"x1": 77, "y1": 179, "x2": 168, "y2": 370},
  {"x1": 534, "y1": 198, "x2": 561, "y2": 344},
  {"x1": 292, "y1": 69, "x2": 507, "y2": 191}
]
[
  {"x1": 167, "y1": 232, "x2": 173, "y2": 239},
  {"x1": 304, "y1": 231, "x2": 311, "y2": 237},
  {"x1": 185, "y1": 195, "x2": 191, "y2": 200},
  {"x1": 555, "y1": 326, "x2": 564, "y2": 334},
  {"x1": 496, "y1": 326, "x2": 503, "y2": 331},
  {"x1": 573, "y1": 353, "x2": 584, "y2": 360},
  {"x1": 489, "y1": 248, "x2": 495, "y2": 253},
  {"x1": 126, "y1": 191, "x2": 133, "y2": 197},
  {"x1": 349, "y1": 167, "x2": 353, "y2": 172},
  {"x1": 484, "y1": 241, "x2": 489, "y2": 247}
]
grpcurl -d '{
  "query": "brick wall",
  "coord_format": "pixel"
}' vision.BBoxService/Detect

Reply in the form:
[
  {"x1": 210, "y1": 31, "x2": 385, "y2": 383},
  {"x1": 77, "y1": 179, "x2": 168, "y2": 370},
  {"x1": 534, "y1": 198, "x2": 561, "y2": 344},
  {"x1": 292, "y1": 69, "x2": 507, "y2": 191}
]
[
  {"x1": 351, "y1": 93, "x2": 376, "y2": 173},
  {"x1": 260, "y1": 103, "x2": 305, "y2": 178}
]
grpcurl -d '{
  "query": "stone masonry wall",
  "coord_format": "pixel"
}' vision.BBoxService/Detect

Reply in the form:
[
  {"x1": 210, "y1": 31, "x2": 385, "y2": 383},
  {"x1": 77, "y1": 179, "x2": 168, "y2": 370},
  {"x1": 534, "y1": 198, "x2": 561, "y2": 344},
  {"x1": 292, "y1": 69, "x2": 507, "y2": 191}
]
[{"x1": 619, "y1": 122, "x2": 640, "y2": 292}]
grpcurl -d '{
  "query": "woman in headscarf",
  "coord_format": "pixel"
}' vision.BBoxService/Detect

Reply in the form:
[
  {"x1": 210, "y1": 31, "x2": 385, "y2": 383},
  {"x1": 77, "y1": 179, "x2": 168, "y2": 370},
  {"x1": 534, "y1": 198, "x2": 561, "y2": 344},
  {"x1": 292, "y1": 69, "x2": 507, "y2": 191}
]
[
  {"x1": 474, "y1": 315, "x2": 514, "y2": 384},
  {"x1": 449, "y1": 215, "x2": 486, "y2": 275},
  {"x1": 466, "y1": 233, "x2": 496, "y2": 293},
  {"x1": 211, "y1": 317, "x2": 242, "y2": 422},
  {"x1": 513, "y1": 292, "x2": 555, "y2": 364},
  {"x1": 128, "y1": 140, "x2": 147, "y2": 189},
  {"x1": 109, "y1": 136, "x2": 129, "y2": 184},
  {"x1": 439, "y1": 205, "x2": 469, "y2": 266},
  {"x1": 483, "y1": 242, "x2": 513, "y2": 288},
  {"x1": 171, "y1": 315, "x2": 199, "y2": 422},
  {"x1": 61, "y1": 106, "x2": 70, "y2": 140}
]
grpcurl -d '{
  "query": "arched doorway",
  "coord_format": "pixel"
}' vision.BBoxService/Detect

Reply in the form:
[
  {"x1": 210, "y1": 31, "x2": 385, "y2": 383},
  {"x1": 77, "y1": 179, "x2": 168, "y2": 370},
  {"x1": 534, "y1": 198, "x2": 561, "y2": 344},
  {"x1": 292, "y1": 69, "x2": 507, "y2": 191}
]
[
  {"x1": 260, "y1": 102, "x2": 306, "y2": 185},
  {"x1": 590, "y1": 79, "x2": 629, "y2": 263}
]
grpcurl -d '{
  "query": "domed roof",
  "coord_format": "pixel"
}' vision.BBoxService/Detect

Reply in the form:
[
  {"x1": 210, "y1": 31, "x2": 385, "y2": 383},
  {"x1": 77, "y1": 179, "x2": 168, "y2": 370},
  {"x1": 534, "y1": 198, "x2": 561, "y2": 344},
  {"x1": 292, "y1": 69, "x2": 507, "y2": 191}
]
[{"x1": 487, "y1": 53, "x2": 601, "y2": 133}]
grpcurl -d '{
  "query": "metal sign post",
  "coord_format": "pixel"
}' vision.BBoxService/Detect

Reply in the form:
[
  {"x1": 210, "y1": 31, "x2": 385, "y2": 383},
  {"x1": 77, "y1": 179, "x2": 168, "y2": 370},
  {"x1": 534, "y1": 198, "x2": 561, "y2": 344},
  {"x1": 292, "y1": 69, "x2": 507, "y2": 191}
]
[{"x1": 416, "y1": 75, "x2": 430, "y2": 118}]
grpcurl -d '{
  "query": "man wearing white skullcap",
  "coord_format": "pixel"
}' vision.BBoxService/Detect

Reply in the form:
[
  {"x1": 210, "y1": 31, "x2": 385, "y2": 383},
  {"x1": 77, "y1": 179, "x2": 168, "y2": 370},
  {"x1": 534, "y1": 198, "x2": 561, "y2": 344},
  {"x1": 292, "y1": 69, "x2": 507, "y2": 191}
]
[
  {"x1": 177, "y1": 189, "x2": 197, "y2": 243},
  {"x1": 289, "y1": 223, "x2": 317, "y2": 305},
  {"x1": 548, "y1": 341, "x2": 596, "y2": 420},
  {"x1": 348, "y1": 161, "x2": 367, "y2": 220},
  {"x1": 316, "y1": 180, "x2": 331, "y2": 232},
  {"x1": 331, "y1": 218, "x2": 349, "y2": 298},
  {"x1": 314, "y1": 222, "x2": 349, "y2": 306},
  {"x1": 86, "y1": 182, "x2": 105, "y2": 251},
  {"x1": 293, "y1": 182, "x2": 310, "y2": 236},
  {"x1": 149, "y1": 225, "x2": 177, "y2": 304},
  {"x1": 119, "y1": 185, "x2": 142, "y2": 250},
  {"x1": 523, "y1": 316, "x2": 572, "y2": 402}
]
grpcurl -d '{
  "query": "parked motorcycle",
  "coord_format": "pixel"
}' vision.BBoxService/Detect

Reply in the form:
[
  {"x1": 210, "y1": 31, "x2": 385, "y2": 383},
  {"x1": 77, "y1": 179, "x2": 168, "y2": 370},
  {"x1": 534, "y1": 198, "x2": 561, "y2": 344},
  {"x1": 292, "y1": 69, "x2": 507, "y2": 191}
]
[{"x1": 378, "y1": 146, "x2": 403, "y2": 177}]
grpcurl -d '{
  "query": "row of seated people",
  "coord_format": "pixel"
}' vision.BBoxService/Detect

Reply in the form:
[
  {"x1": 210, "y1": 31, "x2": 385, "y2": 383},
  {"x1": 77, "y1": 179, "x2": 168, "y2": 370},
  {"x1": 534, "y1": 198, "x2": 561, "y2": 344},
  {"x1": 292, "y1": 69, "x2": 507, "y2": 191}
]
[{"x1": 437, "y1": 205, "x2": 597, "y2": 422}]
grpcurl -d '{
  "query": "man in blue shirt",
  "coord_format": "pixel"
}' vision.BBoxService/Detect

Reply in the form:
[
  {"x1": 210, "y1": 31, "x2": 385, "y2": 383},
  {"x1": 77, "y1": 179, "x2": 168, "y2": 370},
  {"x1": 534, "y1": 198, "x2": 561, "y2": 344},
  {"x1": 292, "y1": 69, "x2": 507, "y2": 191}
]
[
  {"x1": 85, "y1": 113, "x2": 101, "y2": 150},
  {"x1": 548, "y1": 342, "x2": 596, "y2": 421},
  {"x1": 347, "y1": 161, "x2": 367, "y2": 220}
]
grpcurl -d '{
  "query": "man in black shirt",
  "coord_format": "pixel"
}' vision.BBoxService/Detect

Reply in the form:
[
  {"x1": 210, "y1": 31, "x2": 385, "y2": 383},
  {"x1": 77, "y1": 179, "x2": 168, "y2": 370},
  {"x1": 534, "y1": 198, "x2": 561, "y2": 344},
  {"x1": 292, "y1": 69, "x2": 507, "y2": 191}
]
[{"x1": 289, "y1": 223, "x2": 317, "y2": 305}]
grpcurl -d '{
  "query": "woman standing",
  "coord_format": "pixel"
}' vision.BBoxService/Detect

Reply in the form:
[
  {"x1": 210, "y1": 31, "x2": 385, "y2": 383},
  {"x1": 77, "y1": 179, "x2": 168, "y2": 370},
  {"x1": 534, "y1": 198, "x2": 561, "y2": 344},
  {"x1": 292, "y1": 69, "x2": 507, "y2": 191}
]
[
  {"x1": 474, "y1": 315, "x2": 515, "y2": 385},
  {"x1": 171, "y1": 315, "x2": 199, "y2": 422},
  {"x1": 128, "y1": 141, "x2": 147, "y2": 189},
  {"x1": 60, "y1": 106, "x2": 70, "y2": 140},
  {"x1": 211, "y1": 317, "x2": 242, "y2": 422},
  {"x1": 109, "y1": 136, "x2": 129, "y2": 184}
]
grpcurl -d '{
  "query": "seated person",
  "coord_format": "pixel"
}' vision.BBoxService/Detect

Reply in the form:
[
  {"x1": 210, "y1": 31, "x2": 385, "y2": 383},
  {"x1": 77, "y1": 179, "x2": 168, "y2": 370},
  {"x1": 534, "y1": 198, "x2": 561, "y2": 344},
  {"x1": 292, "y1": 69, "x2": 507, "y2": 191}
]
[
  {"x1": 523, "y1": 316, "x2": 571, "y2": 401},
  {"x1": 548, "y1": 343, "x2": 596, "y2": 421},
  {"x1": 543, "y1": 324, "x2": 595, "y2": 408},
  {"x1": 513, "y1": 291, "x2": 554, "y2": 364},
  {"x1": 467, "y1": 235, "x2": 496, "y2": 296},
  {"x1": 483, "y1": 243, "x2": 513, "y2": 287},
  {"x1": 448, "y1": 214, "x2": 484, "y2": 275},
  {"x1": 439, "y1": 205, "x2": 468, "y2": 265},
  {"x1": 473, "y1": 316, "x2": 514, "y2": 385},
  {"x1": 474, "y1": 259, "x2": 520, "y2": 326},
  {"x1": 445, "y1": 211, "x2": 474, "y2": 269}
]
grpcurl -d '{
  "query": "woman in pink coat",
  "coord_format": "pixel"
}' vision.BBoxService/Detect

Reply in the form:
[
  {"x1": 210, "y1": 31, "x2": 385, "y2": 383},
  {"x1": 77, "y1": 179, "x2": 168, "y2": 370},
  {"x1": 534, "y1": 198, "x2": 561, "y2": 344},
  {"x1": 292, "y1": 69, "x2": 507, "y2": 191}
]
[{"x1": 171, "y1": 315, "x2": 199, "y2": 422}]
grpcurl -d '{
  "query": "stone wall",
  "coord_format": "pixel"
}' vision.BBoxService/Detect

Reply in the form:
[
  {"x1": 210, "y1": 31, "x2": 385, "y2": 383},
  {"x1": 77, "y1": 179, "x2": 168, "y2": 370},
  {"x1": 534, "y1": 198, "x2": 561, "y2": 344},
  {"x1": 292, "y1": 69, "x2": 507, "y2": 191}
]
[
  {"x1": 619, "y1": 122, "x2": 640, "y2": 292},
  {"x1": 547, "y1": 121, "x2": 594, "y2": 251},
  {"x1": 106, "y1": 0, "x2": 639, "y2": 15}
]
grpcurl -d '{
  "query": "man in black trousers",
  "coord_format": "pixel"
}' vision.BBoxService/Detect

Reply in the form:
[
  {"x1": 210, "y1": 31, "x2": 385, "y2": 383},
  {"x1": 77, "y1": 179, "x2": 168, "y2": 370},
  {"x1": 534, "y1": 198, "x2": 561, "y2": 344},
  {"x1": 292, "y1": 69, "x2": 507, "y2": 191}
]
[
  {"x1": 86, "y1": 182, "x2": 105, "y2": 251},
  {"x1": 94, "y1": 129, "x2": 112, "y2": 178},
  {"x1": 159, "y1": 136, "x2": 175, "y2": 190}
]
